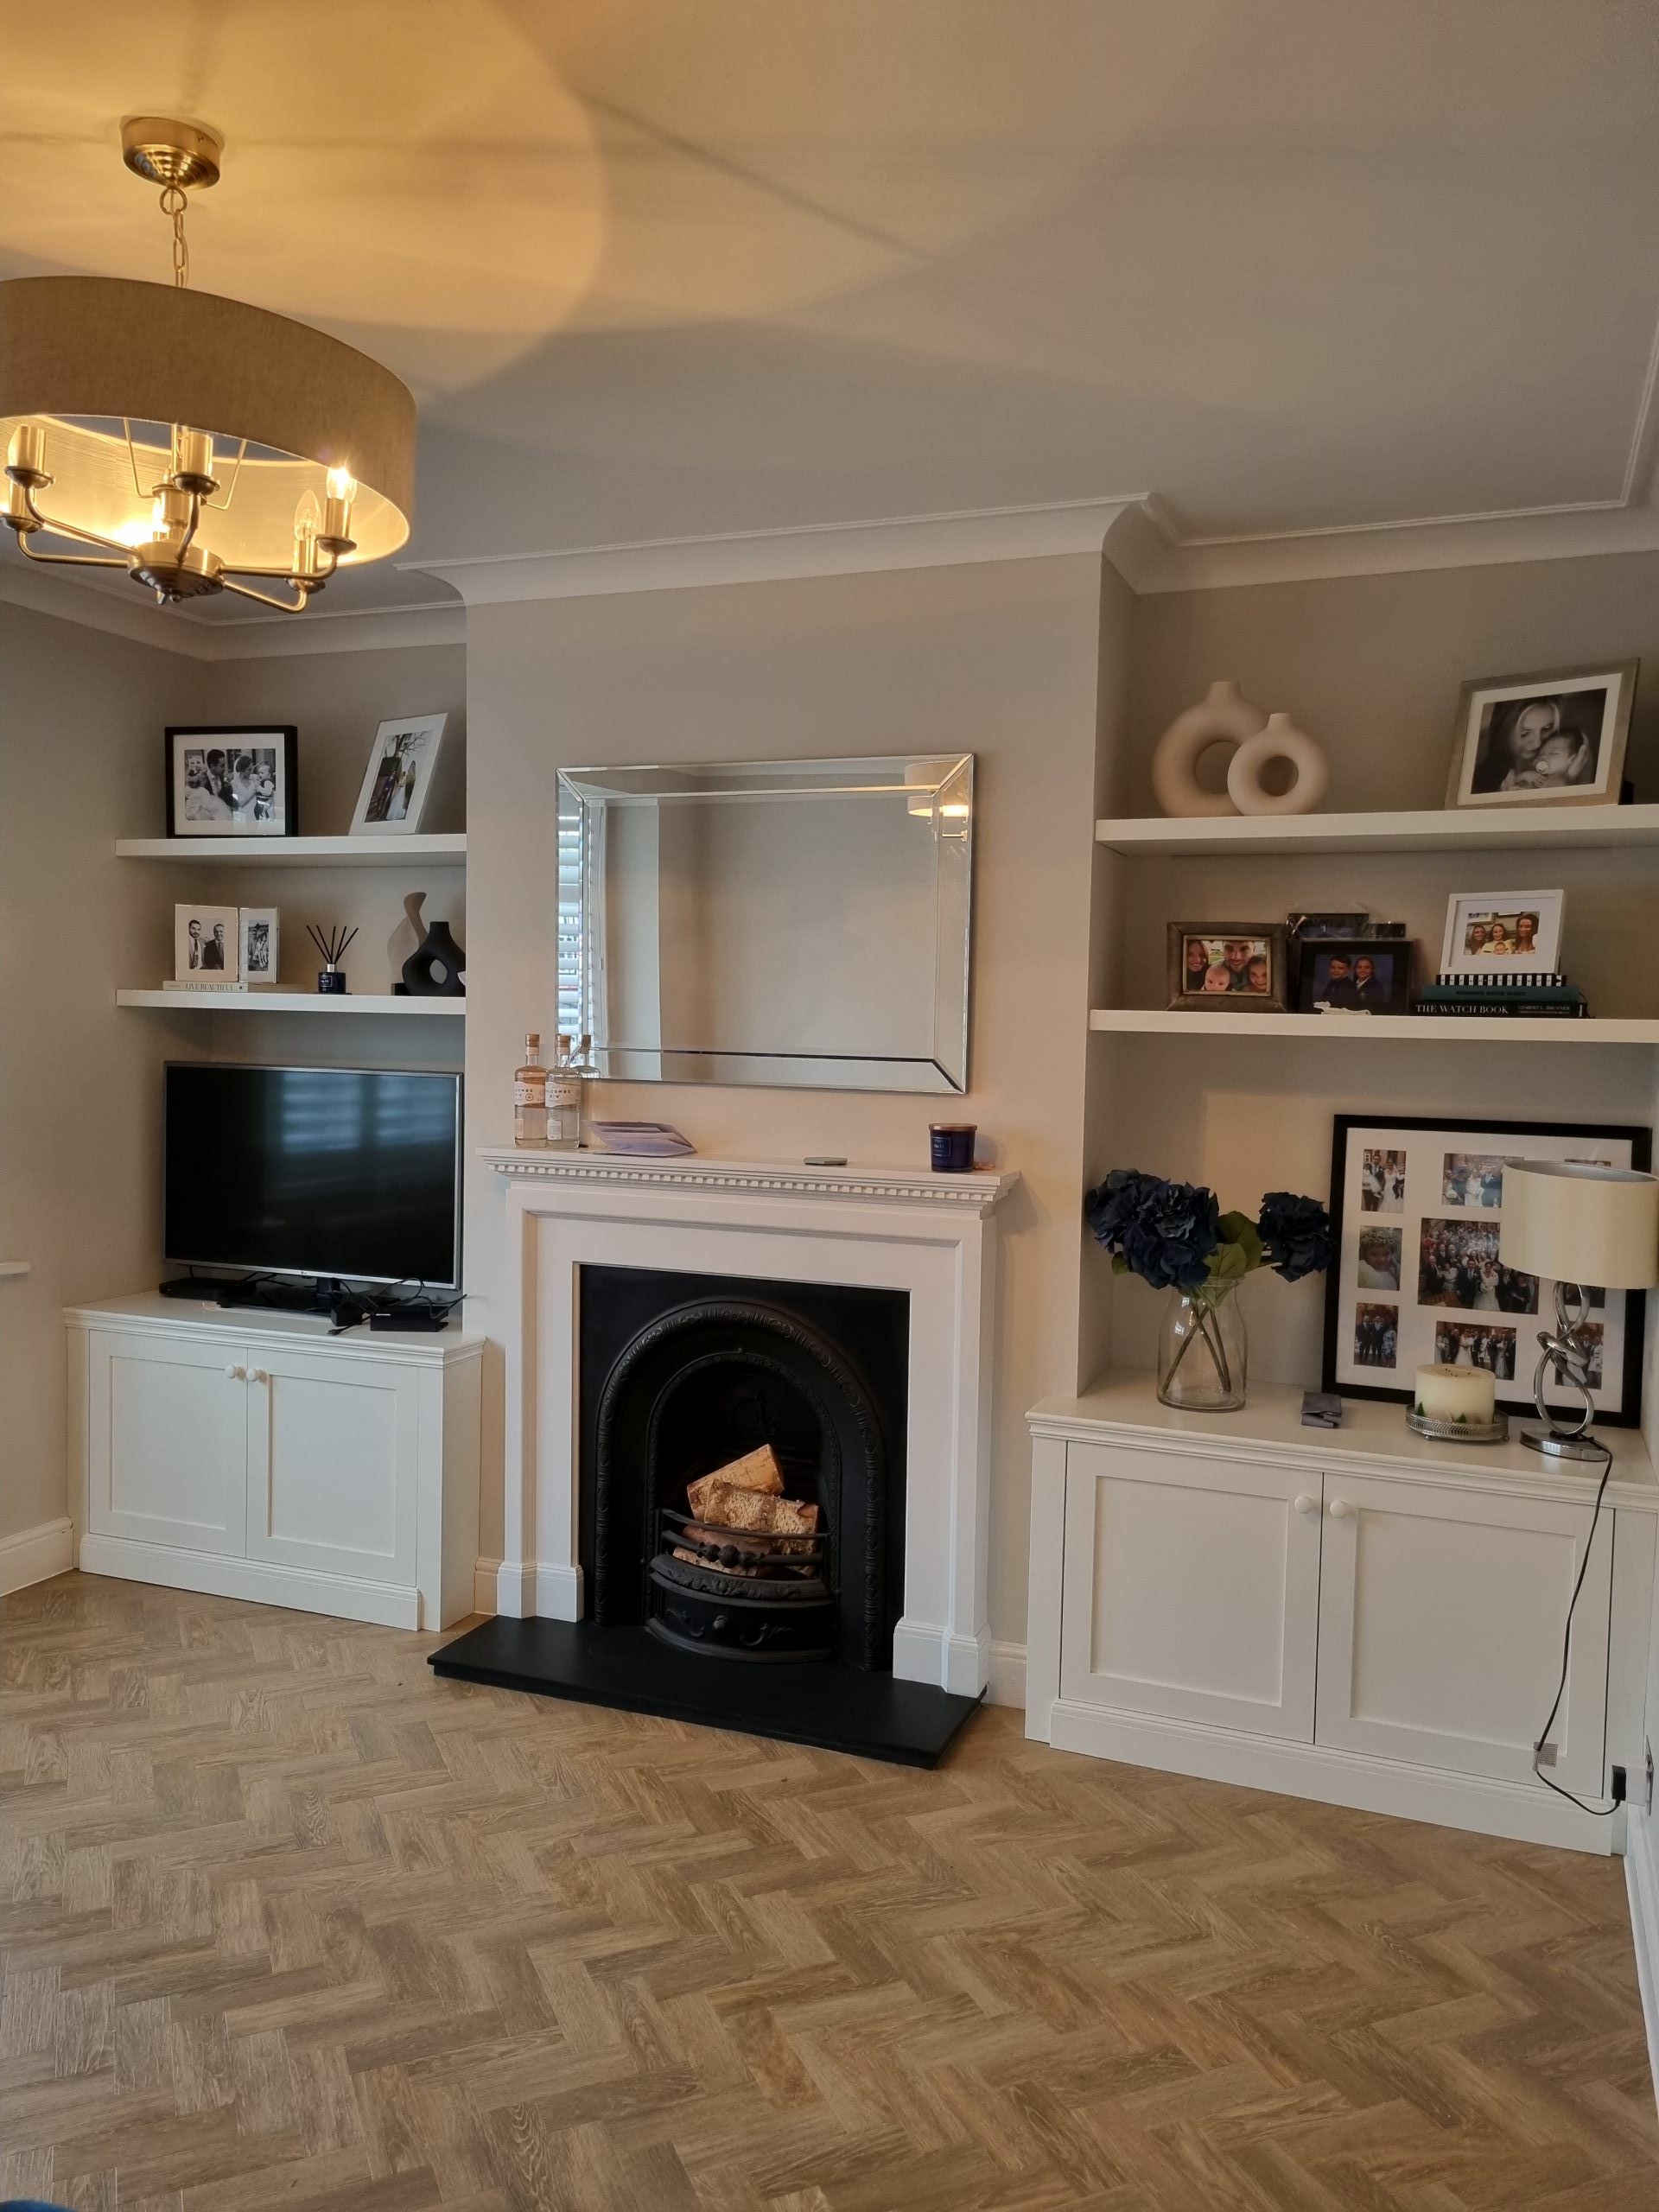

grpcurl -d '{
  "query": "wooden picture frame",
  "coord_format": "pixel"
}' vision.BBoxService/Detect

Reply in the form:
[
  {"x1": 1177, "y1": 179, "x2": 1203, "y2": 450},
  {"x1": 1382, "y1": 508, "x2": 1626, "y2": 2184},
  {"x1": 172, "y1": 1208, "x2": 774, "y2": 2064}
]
[
  {"x1": 1323, "y1": 1113, "x2": 1649, "y2": 1424},
  {"x1": 1166, "y1": 922, "x2": 1289, "y2": 1012},
  {"x1": 165, "y1": 726, "x2": 298, "y2": 838}
]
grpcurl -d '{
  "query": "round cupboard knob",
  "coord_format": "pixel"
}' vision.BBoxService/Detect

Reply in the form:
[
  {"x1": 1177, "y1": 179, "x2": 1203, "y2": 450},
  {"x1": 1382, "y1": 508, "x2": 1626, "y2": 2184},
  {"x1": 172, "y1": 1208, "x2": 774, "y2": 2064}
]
[
  {"x1": 224, "y1": 1363, "x2": 245, "y2": 1380},
  {"x1": 250, "y1": 1368, "x2": 270, "y2": 1384},
  {"x1": 1329, "y1": 1497, "x2": 1357, "y2": 1521},
  {"x1": 1294, "y1": 1493, "x2": 1319, "y2": 1516}
]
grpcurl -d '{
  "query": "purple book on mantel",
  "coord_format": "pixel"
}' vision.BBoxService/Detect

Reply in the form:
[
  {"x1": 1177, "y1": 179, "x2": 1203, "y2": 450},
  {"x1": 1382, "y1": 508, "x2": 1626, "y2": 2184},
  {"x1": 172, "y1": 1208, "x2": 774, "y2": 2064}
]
[{"x1": 588, "y1": 1122, "x2": 696, "y2": 1158}]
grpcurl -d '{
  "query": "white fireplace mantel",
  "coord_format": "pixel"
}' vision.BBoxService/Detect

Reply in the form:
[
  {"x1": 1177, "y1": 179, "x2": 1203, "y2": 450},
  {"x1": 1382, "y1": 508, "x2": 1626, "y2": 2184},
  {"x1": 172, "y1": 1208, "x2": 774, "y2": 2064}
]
[{"x1": 480, "y1": 1148, "x2": 1019, "y2": 1695}]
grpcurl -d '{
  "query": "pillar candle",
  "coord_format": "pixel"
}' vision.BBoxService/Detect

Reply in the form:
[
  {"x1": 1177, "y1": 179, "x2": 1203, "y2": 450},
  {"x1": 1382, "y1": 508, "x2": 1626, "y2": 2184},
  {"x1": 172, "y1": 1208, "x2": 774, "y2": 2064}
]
[{"x1": 1414, "y1": 1362, "x2": 1495, "y2": 1424}]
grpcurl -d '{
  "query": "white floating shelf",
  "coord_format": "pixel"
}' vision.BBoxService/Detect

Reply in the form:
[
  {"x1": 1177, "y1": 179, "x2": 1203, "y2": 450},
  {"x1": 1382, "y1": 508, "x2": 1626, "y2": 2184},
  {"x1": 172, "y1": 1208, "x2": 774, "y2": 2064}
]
[
  {"x1": 1090, "y1": 1008, "x2": 1659, "y2": 1044},
  {"x1": 0, "y1": 1261, "x2": 30, "y2": 1279},
  {"x1": 116, "y1": 834, "x2": 467, "y2": 867},
  {"x1": 1095, "y1": 803, "x2": 1659, "y2": 858},
  {"x1": 117, "y1": 989, "x2": 464, "y2": 1016}
]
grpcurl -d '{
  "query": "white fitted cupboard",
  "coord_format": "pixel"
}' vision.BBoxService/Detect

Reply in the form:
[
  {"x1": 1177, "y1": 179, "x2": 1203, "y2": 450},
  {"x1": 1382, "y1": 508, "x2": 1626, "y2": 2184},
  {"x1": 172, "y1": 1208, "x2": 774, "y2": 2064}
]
[
  {"x1": 68, "y1": 1295, "x2": 481, "y2": 1630},
  {"x1": 1027, "y1": 1376, "x2": 1656, "y2": 1853}
]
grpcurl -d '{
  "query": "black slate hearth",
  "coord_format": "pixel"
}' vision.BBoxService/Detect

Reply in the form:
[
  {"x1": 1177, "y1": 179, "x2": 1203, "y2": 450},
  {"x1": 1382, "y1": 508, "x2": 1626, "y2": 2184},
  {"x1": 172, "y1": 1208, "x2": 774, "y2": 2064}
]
[{"x1": 429, "y1": 1615, "x2": 983, "y2": 1768}]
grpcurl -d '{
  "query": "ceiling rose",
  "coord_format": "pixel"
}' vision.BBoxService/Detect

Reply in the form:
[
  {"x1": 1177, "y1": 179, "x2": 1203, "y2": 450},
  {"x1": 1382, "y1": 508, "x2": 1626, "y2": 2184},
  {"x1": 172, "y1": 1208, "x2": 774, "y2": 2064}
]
[{"x1": 0, "y1": 116, "x2": 415, "y2": 613}]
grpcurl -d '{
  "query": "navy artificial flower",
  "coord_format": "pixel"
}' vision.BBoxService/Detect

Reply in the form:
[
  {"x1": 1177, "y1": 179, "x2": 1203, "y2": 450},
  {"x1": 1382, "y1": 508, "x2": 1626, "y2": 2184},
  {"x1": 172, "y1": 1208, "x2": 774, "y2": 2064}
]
[
  {"x1": 1257, "y1": 1189, "x2": 1336, "y2": 1282},
  {"x1": 1085, "y1": 1169, "x2": 1219, "y2": 1294}
]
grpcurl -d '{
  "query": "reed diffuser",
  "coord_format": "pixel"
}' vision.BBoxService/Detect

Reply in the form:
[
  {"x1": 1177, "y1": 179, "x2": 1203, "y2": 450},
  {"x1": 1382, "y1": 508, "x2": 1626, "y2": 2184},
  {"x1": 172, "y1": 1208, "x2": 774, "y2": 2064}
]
[{"x1": 308, "y1": 921, "x2": 358, "y2": 995}]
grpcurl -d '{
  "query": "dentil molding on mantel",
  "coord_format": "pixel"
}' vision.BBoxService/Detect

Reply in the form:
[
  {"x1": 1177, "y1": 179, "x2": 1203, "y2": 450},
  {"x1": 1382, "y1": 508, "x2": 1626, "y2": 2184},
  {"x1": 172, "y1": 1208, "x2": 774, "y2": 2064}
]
[{"x1": 477, "y1": 1147, "x2": 1019, "y2": 1217}]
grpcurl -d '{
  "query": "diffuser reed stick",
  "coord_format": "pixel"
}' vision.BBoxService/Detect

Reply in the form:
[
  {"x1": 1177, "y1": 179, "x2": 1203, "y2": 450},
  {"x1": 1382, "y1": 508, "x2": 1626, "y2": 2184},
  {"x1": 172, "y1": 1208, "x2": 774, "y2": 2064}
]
[{"x1": 308, "y1": 922, "x2": 358, "y2": 995}]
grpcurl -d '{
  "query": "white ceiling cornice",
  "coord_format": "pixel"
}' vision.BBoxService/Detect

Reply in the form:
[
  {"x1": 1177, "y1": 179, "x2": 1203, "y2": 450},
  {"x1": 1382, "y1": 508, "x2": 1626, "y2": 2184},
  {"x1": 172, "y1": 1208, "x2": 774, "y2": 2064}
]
[
  {"x1": 403, "y1": 497, "x2": 1142, "y2": 605},
  {"x1": 12, "y1": 463, "x2": 1659, "y2": 658}
]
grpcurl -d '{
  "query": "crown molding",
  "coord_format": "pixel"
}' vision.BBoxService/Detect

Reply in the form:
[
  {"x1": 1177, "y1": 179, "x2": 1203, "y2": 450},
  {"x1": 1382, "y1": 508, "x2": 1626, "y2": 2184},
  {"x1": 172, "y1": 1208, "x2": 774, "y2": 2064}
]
[
  {"x1": 404, "y1": 498, "x2": 1141, "y2": 606},
  {"x1": 0, "y1": 563, "x2": 464, "y2": 658}
]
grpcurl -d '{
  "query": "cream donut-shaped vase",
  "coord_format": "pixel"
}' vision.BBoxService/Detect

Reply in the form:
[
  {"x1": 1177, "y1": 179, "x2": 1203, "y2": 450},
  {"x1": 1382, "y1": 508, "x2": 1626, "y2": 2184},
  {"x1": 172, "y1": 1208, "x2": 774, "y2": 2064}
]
[
  {"x1": 1150, "y1": 680, "x2": 1268, "y2": 817},
  {"x1": 1226, "y1": 711, "x2": 1329, "y2": 816}
]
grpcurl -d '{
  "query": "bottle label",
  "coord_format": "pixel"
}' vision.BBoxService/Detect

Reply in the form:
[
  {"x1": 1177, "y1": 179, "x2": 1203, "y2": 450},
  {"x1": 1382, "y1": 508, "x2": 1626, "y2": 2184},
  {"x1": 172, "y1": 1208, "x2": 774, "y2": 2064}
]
[
  {"x1": 514, "y1": 1079, "x2": 545, "y2": 1105},
  {"x1": 547, "y1": 1078, "x2": 581, "y2": 1109}
]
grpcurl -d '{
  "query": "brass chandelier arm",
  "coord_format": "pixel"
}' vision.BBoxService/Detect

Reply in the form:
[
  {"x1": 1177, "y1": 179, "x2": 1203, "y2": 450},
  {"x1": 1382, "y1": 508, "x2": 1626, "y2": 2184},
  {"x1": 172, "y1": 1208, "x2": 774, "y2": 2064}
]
[
  {"x1": 16, "y1": 485, "x2": 136, "y2": 560},
  {"x1": 16, "y1": 536, "x2": 128, "y2": 569},
  {"x1": 219, "y1": 574, "x2": 317, "y2": 615}
]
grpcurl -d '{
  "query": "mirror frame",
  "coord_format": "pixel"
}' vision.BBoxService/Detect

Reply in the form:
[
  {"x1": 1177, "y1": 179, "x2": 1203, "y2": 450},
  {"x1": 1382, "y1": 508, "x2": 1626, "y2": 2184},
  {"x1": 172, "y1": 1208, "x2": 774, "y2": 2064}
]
[{"x1": 556, "y1": 754, "x2": 974, "y2": 1093}]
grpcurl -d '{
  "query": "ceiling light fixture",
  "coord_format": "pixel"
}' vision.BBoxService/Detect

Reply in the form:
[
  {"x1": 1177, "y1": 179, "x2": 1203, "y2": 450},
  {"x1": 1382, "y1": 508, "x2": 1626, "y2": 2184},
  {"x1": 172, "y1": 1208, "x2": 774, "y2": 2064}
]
[{"x1": 0, "y1": 117, "x2": 415, "y2": 613}]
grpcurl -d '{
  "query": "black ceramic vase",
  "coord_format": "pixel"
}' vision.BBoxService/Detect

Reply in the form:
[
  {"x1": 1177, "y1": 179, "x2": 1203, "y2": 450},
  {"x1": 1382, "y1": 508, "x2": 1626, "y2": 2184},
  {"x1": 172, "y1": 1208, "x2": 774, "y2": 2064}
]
[{"x1": 401, "y1": 918, "x2": 466, "y2": 997}]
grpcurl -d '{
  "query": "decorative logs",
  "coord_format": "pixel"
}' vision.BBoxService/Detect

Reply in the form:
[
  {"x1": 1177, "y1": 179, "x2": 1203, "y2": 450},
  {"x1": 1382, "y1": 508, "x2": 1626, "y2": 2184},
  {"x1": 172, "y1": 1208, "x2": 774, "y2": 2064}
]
[
  {"x1": 1226, "y1": 711, "x2": 1329, "y2": 816},
  {"x1": 1150, "y1": 680, "x2": 1268, "y2": 817}
]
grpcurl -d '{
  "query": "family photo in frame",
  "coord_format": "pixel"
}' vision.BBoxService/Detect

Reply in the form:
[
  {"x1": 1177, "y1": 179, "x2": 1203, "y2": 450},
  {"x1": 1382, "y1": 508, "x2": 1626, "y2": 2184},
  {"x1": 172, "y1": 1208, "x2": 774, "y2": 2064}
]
[
  {"x1": 1445, "y1": 661, "x2": 1636, "y2": 810},
  {"x1": 165, "y1": 726, "x2": 298, "y2": 839},
  {"x1": 1323, "y1": 1114, "x2": 1649, "y2": 1425}
]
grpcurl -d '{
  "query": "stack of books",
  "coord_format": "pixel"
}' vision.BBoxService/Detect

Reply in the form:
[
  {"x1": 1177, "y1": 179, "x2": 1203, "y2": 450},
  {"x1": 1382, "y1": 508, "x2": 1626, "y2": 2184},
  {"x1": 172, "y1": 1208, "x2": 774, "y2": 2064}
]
[{"x1": 1412, "y1": 971, "x2": 1587, "y2": 1019}]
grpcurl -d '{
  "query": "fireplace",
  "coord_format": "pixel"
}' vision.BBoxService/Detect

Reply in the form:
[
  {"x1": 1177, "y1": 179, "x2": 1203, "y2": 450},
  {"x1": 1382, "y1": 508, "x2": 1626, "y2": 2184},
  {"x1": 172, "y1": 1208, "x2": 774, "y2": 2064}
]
[
  {"x1": 432, "y1": 1152, "x2": 1016, "y2": 1765},
  {"x1": 579, "y1": 1266, "x2": 908, "y2": 1668}
]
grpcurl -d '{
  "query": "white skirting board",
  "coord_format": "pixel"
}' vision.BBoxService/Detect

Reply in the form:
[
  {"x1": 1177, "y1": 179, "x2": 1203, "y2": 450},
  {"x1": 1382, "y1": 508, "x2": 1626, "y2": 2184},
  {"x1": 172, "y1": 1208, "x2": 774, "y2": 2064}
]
[
  {"x1": 78, "y1": 1533, "x2": 423, "y2": 1630},
  {"x1": 0, "y1": 1516, "x2": 73, "y2": 1596},
  {"x1": 1629, "y1": 1807, "x2": 1659, "y2": 2115}
]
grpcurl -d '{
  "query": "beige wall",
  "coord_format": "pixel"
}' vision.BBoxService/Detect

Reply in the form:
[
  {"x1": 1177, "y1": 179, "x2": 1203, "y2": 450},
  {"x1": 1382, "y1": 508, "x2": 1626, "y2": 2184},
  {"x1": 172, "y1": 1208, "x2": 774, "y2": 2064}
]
[
  {"x1": 1122, "y1": 550, "x2": 1659, "y2": 817},
  {"x1": 0, "y1": 604, "x2": 211, "y2": 1546},
  {"x1": 464, "y1": 555, "x2": 1118, "y2": 1643}
]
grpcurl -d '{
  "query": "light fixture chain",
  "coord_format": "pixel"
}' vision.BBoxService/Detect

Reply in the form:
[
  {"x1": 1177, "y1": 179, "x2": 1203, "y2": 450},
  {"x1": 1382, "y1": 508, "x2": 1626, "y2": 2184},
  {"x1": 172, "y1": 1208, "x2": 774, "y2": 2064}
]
[{"x1": 160, "y1": 182, "x2": 190, "y2": 288}]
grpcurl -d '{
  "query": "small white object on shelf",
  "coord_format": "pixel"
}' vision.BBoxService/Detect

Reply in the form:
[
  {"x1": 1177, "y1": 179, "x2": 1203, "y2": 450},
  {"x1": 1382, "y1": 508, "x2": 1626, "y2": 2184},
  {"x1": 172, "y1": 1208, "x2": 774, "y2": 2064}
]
[
  {"x1": 1414, "y1": 1362, "x2": 1496, "y2": 1424},
  {"x1": 1150, "y1": 680, "x2": 1267, "y2": 817},
  {"x1": 1226, "y1": 711, "x2": 1329, "y2": 817}
]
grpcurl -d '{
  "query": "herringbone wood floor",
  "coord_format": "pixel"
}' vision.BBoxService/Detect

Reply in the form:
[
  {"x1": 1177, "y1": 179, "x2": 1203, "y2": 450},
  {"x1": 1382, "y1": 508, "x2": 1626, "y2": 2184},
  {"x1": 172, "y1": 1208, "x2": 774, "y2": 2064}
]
[{"x1": 3, "y1": 1575, "x2": 1656, "y2": 2212}]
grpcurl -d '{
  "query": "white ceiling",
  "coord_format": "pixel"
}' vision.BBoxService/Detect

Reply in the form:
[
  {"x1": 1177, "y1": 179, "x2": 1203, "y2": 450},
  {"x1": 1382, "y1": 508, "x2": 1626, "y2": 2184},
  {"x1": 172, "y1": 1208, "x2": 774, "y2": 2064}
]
[{"x1": 3, "y1": 0, "x2": 1659, "y2": 621}]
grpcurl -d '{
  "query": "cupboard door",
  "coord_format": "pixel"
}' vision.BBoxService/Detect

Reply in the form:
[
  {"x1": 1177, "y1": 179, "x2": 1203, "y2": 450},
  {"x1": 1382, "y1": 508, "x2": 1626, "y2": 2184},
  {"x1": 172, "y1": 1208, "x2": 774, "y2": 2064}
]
[
  {"x1": 1315, "y1": 1475, "x2": 1611, "y2": 1796},
  {"x1": 1059, "y1": 1440, "x2": 1322, "y2": 1739},
  {"x1": 88, "y1": 1329, "x2": 247, "y2": 1555},
  {"x1": 245, "y1": 1349, "x2": 418, "y2": 1587}
]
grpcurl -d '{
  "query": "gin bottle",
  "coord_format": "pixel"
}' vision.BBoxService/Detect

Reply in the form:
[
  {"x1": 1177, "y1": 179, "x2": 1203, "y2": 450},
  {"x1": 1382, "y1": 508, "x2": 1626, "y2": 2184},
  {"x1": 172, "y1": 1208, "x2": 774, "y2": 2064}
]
[
  {"x1": 513, "y1": 1033, "x2": 548, "y2": 1147},
  {"x1": 546, "y1": 1033, "x2": 582, "y2": 1152}
]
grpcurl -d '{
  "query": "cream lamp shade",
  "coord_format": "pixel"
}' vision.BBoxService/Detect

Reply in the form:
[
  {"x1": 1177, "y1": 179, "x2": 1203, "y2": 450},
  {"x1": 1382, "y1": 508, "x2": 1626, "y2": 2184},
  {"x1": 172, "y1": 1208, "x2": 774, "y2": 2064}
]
[
  {"x1": 1497, "y1": 1161, "x2": 1659, "y2": 1290},
  {"x1": 0, "y1": 278, "x2": 414, "y2": 569}
]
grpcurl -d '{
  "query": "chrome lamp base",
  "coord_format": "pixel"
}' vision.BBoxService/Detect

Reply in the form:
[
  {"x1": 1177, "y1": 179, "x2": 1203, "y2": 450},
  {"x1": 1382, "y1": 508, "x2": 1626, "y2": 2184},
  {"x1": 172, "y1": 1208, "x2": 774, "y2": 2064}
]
[
  {"x1": 1522, "y1": 1281, "x2": 1605, "y2": 1465},
  {"x1": 1519, "y1": 1426, "x2": 1607, "y2": 1463}
]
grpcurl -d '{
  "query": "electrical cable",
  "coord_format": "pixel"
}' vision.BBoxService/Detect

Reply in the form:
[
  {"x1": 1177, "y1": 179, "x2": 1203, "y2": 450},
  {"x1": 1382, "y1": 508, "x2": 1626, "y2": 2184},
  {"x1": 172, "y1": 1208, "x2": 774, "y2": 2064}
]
[{"x1": 1530, "y1": 1435, "x2": 1618, "y2": 1816}]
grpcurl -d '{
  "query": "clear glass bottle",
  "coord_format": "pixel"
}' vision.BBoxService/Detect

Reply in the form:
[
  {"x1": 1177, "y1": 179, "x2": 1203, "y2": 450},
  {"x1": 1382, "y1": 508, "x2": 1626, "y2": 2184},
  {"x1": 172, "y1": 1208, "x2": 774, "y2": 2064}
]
[
  {"x1": 575, "y1": 1033, "x2": 595, "y2": 1137},
  {"x1": 546, "y1": 1033, "x2": 582, "y2": 1152},
  {"x1": 513, "y1": 1033, "x2": 548, "y2": 1147}
]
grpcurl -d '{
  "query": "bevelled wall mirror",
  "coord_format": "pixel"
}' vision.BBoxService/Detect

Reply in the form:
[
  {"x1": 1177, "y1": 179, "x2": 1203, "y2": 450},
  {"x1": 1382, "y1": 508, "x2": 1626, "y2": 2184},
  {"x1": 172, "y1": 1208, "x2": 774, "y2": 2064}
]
[{"x1": 556, "y1": 754, "x2": 974, "y2": 1092}]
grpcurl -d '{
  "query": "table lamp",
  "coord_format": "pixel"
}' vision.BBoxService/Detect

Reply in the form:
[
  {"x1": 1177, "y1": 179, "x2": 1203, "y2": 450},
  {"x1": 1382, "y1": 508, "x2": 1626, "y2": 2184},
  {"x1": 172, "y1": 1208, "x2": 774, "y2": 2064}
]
[{"x1": 1498, "y1": 1161, "x2": 1659, "y2": 1460}]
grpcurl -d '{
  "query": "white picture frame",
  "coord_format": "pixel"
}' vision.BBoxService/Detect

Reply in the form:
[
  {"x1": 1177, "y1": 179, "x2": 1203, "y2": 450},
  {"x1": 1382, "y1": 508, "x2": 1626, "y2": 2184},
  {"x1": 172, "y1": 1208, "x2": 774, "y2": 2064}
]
[
  {"x1": 1445, "y1": 661, "x2": 1637, "y2": 810},
  {"x1": 173, "y1": 904, "x2": 239, "y2": 984},
  {"x1": 348, "y1": 714, "x2": 448, "y2": 836},
  {"x1": 1439, "y1": 888, "x2": 1565, "y2": 975},
  {"x1": 238, "y1": 906, "x2": 280, "y2": 983}
]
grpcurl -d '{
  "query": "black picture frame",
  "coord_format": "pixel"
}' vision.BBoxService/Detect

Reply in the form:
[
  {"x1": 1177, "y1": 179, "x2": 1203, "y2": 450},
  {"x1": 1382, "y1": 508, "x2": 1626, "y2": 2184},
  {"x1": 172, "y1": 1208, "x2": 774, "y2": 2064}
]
[
  {"x1": 165, "y1": 726, "x2": 299, "y2": 838},
  {"x1": 1294, "y1": 937, "x2": 1414, "y2": 1015},
  {"x1": 1323, "y1": 1114, "x2": 1650, "y2": 1424}
]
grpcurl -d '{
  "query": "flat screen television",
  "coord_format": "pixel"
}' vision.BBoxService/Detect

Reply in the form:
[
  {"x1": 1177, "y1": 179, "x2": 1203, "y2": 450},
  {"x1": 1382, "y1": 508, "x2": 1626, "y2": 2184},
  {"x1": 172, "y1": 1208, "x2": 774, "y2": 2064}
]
[{"x1": 164, "y1": 1063, "x2": 463, "y2": 1290}]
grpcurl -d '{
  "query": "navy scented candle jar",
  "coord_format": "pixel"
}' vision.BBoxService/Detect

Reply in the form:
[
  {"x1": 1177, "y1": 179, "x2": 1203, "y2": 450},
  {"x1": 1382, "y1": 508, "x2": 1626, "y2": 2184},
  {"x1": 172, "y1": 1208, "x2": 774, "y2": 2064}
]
[{"x1": 930, "y1": 1123, "x2": 976, "y2": 1173}]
